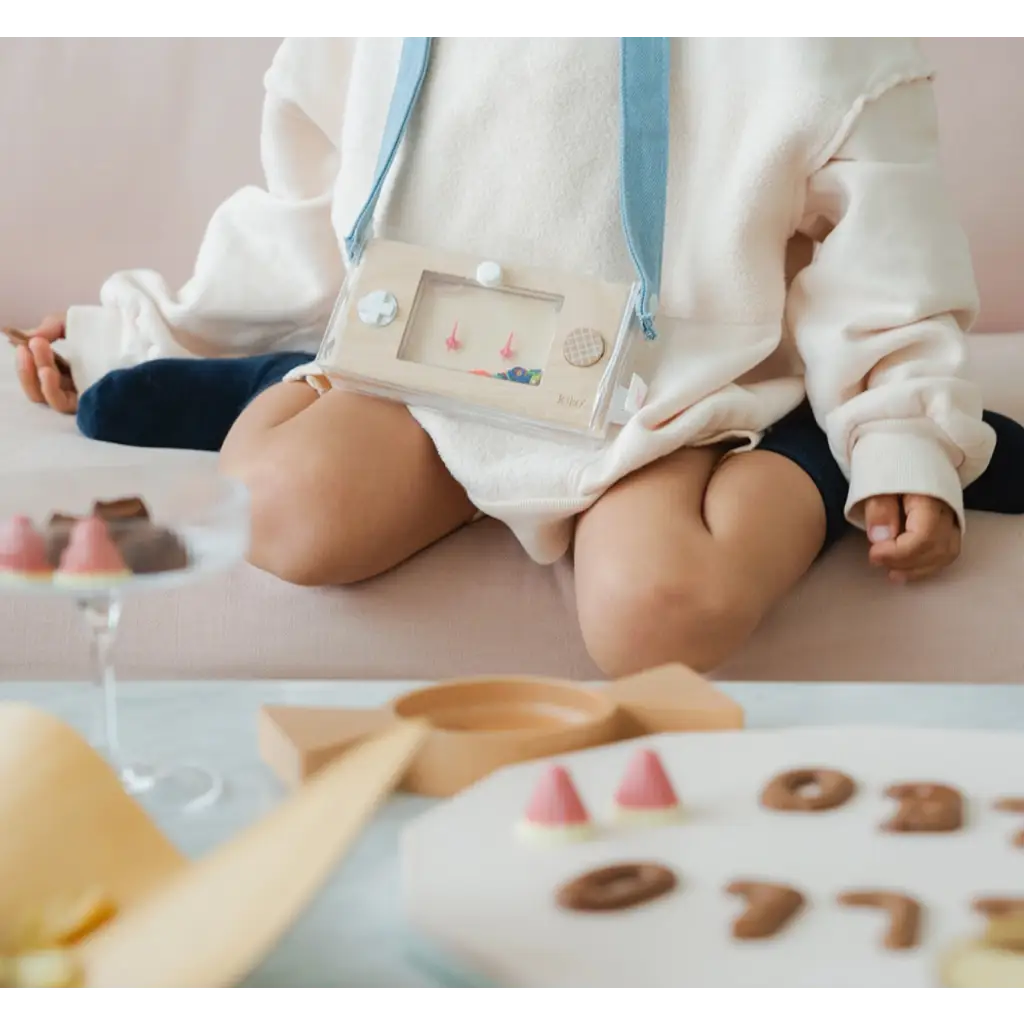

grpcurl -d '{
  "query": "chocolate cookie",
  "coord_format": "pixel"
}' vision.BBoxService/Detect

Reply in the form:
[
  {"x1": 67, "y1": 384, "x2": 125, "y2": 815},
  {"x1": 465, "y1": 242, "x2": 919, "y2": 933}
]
[
  {"x1": 92, "y1": 497, "x2": 150, "y2": 523},
  {"x1": 45, "y1": 497, "x2": 189, "y2": 575},
  {"x1": 837, "y1": 890, "x2": 922, "y2": 950},
  {"x1": 112, "y1": 523, "x2": 189, "y2": 574},
  {"x1": 760, "y1": 768, "x2": 856, "y2": 812},
  {"x1": 994, "y1": 797, "x2": 1024, "y2": 847},
  {"x1": 881, "y1": 782, "x2": 963, "y2": 833},
  {"x1": 726, "y1": 880, "x2": 805, "y2": 939},
  {"x1": 557, "y1": 862, "x2": 677, "y2": 913}
]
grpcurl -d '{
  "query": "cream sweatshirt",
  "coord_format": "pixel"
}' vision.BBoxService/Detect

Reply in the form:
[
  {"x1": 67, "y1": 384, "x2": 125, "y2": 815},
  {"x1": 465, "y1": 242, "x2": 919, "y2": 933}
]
[{"x1": 60, "y1": 38, "x2": 996, "y2": 564}]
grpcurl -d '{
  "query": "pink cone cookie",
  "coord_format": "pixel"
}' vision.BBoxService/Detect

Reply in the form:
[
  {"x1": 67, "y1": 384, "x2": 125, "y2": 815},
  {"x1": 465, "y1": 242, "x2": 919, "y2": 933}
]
[
  {"x1": 516, "y1": 764, "x2": 595, "y2": 845},
  {"x1": 54, "y1": 517, "x2": 132, "y2": 587},
  {"x1": 0, "y1": 516, "x2": 53, "y2": 581},
  {"x1": 612, "y1": 748, "x2": 683, "y2": 826}
]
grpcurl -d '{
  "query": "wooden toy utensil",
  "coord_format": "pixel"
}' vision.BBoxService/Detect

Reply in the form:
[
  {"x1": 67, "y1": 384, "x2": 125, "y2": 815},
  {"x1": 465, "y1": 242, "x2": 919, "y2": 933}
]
[
  {"x1": 0, "y1": 702, "x2": 184, "y2": 932},
  {"x1": 0, "y1": 701, "x2": 427, "y2": 987},
  {"x1": 83, "y1": 717, "x2": 426, "y2": 987},
  {"x1": 259, "y1": 663, "x2": 744, "y2": 798}
]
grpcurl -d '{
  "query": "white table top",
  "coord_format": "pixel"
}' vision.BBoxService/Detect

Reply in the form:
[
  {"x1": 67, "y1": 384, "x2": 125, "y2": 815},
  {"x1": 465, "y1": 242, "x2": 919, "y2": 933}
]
[{"x1": 4, "y1": 679, "x2": 1024, "y2": 986}]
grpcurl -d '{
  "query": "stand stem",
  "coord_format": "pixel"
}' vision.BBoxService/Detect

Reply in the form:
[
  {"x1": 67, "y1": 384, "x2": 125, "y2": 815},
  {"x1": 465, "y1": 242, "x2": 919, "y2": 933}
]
[
  {"x1": 79, "y1": 594, "x2": 123, "y2": 763},
  {"x1": 75, "y1": 592, "x2": 217, "y2": 809}
]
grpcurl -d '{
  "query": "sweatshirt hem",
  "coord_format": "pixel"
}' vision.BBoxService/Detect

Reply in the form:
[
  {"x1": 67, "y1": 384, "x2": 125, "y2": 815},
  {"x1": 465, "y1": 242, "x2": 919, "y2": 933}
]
[{"x1": 845, "y1": 429, "x2": 967, "y2": 534}]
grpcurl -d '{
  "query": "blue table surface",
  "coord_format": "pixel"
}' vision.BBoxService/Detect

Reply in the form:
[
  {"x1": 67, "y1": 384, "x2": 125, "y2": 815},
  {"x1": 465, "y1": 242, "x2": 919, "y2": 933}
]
[{"x1": 5, "y1": 679, "x2": 1024, "y2": 986}]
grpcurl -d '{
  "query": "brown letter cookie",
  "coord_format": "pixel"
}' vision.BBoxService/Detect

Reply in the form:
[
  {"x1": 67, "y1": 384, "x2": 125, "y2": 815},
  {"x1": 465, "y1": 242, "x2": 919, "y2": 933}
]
[
  {"x1": 726, "y1": 880, "x2": 804, "y2": 939},
  {"x1": 970, "y1": 897, "x2": 1024, "y2": 921},
  {"x1": 92, "y1": 497, "x2": 150, "y2": 523},
  {"x1": 837, "y1": 890, "x2": 921, "y2": 950},
  {"x1": 994, "y1": 797, "x2": 1024, "y2": 847},
  {"x1": 880, "y1": 782, "x2": 963, "y2": 833},
  {"x1": 557, "y1": 862, "x2": 677, "y2": 913},
  {"x1": 760, "y1": 768, "x2": 855, "y2": 812}
]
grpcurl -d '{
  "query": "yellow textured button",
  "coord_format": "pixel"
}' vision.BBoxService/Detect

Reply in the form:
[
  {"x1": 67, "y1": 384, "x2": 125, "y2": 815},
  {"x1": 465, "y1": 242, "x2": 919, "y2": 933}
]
[{"x1": 562, "y1": 328, "x2": 606, "y2": 368}]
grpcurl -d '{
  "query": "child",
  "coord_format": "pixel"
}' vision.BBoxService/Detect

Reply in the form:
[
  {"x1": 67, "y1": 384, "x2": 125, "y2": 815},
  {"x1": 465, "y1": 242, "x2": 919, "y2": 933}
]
[{"x1": 12, "y1": 38, "x2": 1024, "y2": 678}]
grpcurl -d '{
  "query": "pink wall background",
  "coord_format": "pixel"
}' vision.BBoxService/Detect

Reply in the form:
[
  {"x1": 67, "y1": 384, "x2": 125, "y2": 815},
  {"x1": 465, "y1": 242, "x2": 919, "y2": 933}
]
[
  {"x1": 0, "y1": 38, "x2": 1021, "y2": 332},
  {"x1": 923, "y1": 38, "x2": 1024, "y2": 331}
]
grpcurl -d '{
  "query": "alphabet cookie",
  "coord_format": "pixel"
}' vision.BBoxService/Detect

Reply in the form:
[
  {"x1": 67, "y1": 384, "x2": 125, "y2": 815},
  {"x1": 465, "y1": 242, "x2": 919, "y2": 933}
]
[
  {"x1": 557, "y1": 862, "x2": 677, "y2": 913},
  {"x1": 760, "y1": 768, "x2": 856, "y2": 812},
  {"x1": 881, "y1": 783, "x2": 963, "y2": 833},
  {"x1": 994, "y1": 797, "x2": 1024, "y2": 847},
  {"x1": 837, "y1": 890, "x2": 921, "y2": 950},
  {"x1": 726, "y1": 880, "x2": 805, "y2": 939}
]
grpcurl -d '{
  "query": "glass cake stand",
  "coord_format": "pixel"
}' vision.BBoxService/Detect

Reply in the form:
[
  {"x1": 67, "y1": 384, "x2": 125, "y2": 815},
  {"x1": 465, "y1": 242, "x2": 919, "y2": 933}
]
[{"x1": 0, "y1": 462, "x2": 250, "y2": 812}]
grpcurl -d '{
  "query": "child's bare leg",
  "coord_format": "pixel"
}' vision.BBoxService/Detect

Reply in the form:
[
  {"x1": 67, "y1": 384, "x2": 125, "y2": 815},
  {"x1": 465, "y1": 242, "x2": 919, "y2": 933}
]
[
  {"x1": 220, "y1": 383, "x2": 477, "y2": 585},
  {"x1": 574, "y1": 447, "x2": 827, "y2": 677}
]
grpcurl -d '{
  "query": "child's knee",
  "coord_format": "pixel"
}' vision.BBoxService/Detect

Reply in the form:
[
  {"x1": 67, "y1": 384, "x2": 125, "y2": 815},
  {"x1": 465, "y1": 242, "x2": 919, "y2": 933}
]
[
  {"x1": 577, "y1": 555, "x2": 760, "y2": 678},
  {"x1": 221, "y1": 440, "x2": 339, "y2": 587}
]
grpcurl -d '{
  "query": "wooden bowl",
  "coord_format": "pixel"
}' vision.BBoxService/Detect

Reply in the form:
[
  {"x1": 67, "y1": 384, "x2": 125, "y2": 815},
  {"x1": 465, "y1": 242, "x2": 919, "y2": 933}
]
[{"x1": 391, "y1": 677, "x2": 620, "y2": 797}]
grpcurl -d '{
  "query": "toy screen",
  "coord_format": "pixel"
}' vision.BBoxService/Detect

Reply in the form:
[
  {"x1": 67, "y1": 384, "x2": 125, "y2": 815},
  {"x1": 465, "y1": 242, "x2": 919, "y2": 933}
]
[{"x1": 398, "y1": 272, "x2": 563, "y2": 387}]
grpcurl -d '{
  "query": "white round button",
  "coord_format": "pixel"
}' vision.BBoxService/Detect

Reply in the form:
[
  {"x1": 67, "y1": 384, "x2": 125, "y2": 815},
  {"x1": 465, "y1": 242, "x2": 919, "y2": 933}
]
[
  {"x1": 476, "y1": 261, "x2": 503, "y2": 288},
  {"x1": 357, "y1": 290, "x2": 399, "y2": 327}
]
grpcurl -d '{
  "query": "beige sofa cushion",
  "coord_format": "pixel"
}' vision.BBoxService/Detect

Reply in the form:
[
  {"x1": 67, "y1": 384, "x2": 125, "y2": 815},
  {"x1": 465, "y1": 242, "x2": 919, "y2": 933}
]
[{"x1": 0, "y1": 334, "x2": 1021, "y2": 683}]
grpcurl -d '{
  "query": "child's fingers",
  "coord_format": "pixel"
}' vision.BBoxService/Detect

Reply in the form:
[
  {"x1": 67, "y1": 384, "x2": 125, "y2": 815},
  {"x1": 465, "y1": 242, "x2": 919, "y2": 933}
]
[
  {"x1": 53, "y1": 351, "x2": 72, "y2": 378},
  {"x1": 15, "y1": 345, "x2": 45, "y2": 403},
  {"x1": 893, "y1": 499, "x2": 958, "y2": 568},
  {"x1": 868, "y1": 537, "x2": 898, "y2": 567},
  {"x1": 38, "y1": 365, "x2": 76, "y2": 414},
  {"x1": 875, "y1": 528, "x2": 945, "y2": 571},
  {"x1": 864, "y1": 494, "x2": 902, "y2": 544},
  {"x1": 30, "y1": 315, "x2": 66, "y2": 342},
  {"x1": 29, "y1": 335, "x2": 56, "y2": 369},
  {"x1": 874, "y1": 500, "x2": 959, "y2": 577}
]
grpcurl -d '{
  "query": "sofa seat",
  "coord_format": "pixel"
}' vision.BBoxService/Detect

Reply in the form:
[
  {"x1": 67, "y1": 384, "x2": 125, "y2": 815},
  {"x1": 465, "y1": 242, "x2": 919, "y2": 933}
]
[{"x1": 1, "y1": 334, "x2": 1021, "y2": 684}]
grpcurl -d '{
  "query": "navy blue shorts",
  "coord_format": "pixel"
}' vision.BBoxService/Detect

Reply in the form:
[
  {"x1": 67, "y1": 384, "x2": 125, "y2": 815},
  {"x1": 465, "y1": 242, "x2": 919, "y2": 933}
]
[
  {"x1": 77, "y1": 352, "x2": 1024, "y2": 554},
  {"x1": 758, "y1": 401, "x2": 1024, "y2": 554},
  {"x1": 755, "y1": 403, "x2": 855, "y2": 553}
]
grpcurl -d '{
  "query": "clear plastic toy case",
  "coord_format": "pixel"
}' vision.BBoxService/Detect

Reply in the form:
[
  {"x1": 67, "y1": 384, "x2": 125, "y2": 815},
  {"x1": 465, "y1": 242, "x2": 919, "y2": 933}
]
[{"x1": 314, "y1": 238, "x2": 651, "y2": 443}]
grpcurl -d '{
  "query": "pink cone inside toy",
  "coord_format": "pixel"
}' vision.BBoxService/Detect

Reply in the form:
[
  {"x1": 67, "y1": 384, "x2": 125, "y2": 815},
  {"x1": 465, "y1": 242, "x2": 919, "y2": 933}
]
[
  {"x1": 58, "y1": 517, "x2": 129, "y2": 576},
  {"x1": 0, "y1": 515, "x2": 51, "y2": 574},
  {"x1": 523, "y1": 764, "x2": 590, "y2": 826},
  {"x1": 614, "y1": 748, "x2": 680, "y2": 810}
]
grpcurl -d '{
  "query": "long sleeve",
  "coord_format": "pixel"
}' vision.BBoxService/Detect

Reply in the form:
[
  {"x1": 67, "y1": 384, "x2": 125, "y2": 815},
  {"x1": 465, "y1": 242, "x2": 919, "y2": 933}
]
[
  {"x1": 61, "y1": 38, "x2": 349, "y2": 394},
  {"x1": 786, "y1": 78, "x2": 996, "y2": 533}
]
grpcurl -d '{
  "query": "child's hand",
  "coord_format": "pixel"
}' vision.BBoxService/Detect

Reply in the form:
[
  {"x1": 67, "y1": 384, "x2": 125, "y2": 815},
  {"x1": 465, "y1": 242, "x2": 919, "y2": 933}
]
[
  {"x1": 864, "y1": 494, "x2": 960, "y2": 584},
  {"x1": 8, "y1": 315, "x2": 77, "y2": 414}
]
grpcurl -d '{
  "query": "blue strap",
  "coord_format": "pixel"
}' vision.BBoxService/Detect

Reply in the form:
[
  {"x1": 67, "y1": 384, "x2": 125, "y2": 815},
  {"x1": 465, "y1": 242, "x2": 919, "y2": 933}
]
[
  {"x1": 619, "y1": 37, "x2": 670, "y2": 340},
  {"x1": 343, "y1": 37, "x2": 433, "y2": 263},
  {"x1": 347, "y1": 37, "x2": 671, "y2": 340}
]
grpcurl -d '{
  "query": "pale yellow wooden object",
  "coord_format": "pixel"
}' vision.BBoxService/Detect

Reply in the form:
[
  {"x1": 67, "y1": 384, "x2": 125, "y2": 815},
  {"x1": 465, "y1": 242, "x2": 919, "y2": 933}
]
[
  {"x1": 941, "y1": 914, "x2": 1024, "y2": 986},
  {"x1": 260, "y1": 663, "x2": 745, "y2": 798},
  {"x1": 0, "y1": 702, "x2": 426, "y2": 987},
  {"x1": 0, "y1": 703, "x2": 185, "y2": 939},
  {"x1": 941, "y1": 939, "x2": 1024, "y2": 986}
]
